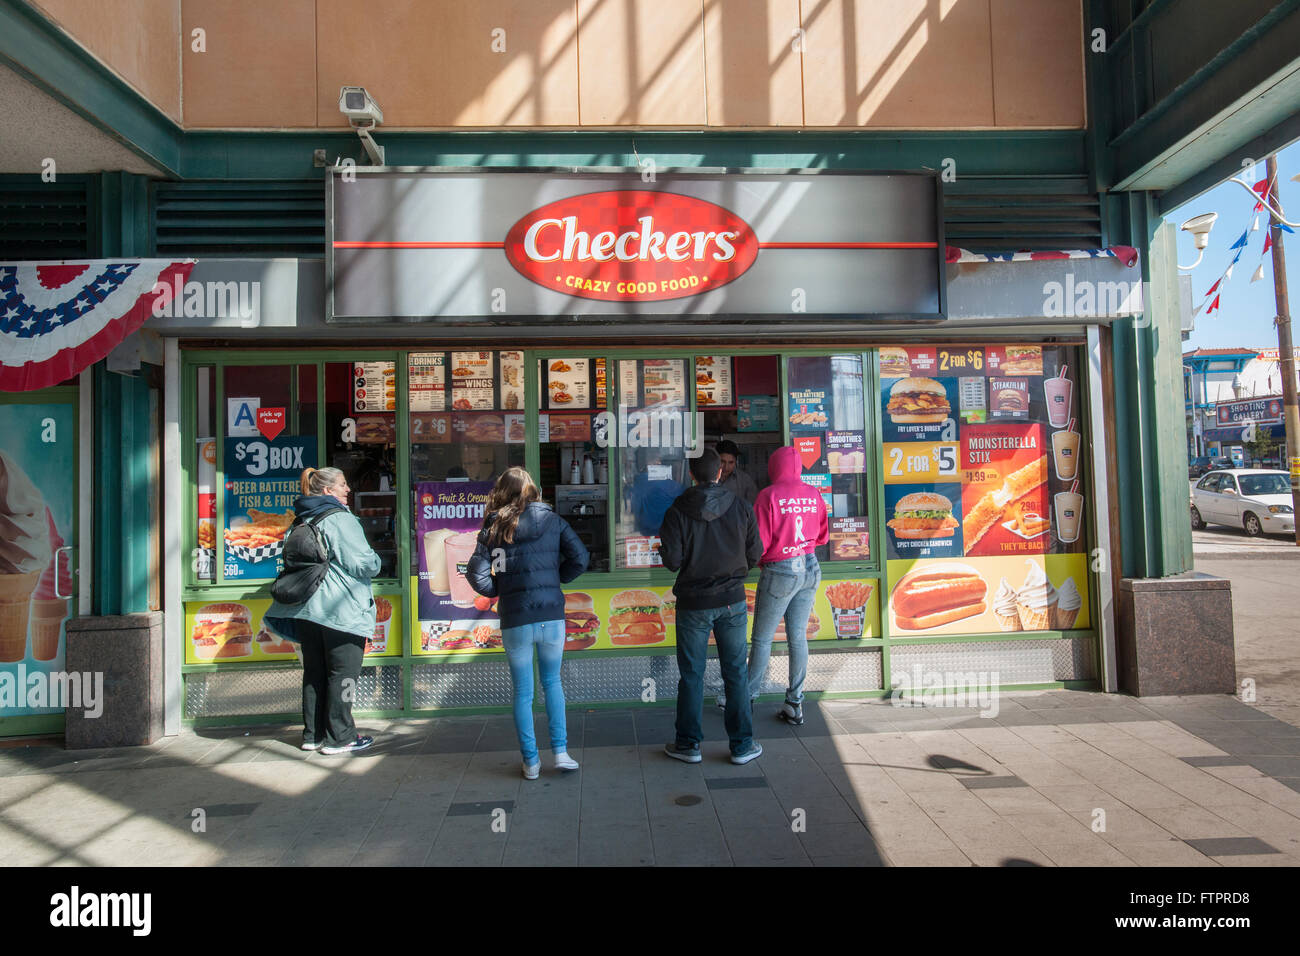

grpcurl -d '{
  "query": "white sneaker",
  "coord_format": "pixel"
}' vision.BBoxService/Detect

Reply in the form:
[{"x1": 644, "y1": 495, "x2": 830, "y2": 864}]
[
  {"x1": 555, "y1": 751, "x2": 580, "y2": 772},
  {"x1": 522, "y1": 760, "x2": 540, "y2": 780}
]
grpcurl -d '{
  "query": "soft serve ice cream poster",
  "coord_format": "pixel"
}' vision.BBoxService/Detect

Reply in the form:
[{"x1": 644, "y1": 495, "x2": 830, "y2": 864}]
[
  {"x1": 414, "y1": 481, "x2": 502, "y2": 654},
  {"x1": 0, "y1": 404, "x2": 75, "y2": 716}
]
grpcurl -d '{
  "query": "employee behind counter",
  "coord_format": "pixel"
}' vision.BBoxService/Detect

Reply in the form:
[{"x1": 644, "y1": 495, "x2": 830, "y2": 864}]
[{"x1": 715, "y1": 440, "x2": 757, "y2": 507}]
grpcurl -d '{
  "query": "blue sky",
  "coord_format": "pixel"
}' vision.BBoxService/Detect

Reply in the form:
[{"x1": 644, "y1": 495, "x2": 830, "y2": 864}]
[{"x1": 1170, "y1": 139, "x2": 1300, "y2": 353}]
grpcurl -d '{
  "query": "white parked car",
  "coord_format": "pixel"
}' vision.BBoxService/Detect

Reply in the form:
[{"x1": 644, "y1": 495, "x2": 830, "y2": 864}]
[{"x1": 1190, "y1": 470, "x2": 1295, "y2": 536}]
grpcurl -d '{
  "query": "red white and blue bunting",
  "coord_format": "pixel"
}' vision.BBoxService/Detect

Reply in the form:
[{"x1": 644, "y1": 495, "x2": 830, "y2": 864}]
[
  {"x1": 0, "y1": 260, "x2": 194, "y2": 391},
  {"x1": 945, "y1": 246, "x2": 1139, "y2": 267}
]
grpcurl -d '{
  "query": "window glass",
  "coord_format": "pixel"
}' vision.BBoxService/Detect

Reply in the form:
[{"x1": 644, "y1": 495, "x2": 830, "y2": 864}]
[
  {"x1": 700, "y1": 355, "x2": 781, "y2": 509},
  {"x1": 786, "y1": 355, "x2": 869, "y2": 562},
  {"x1": 540, "y1": 356, "x2": 610, "y2": 572},
  {"x1": 1219, "y1": 474, "x2": 1238, "y2": 494},
  {"x1": 219, "y1": 364, "x2": 317, "y2": 581},
  {"x1": 614, "y1": 359, "x2": 691, "y2": 569},
  {"x1": 1240, "y1": 474, "x2": 1289, "y2": 496},
  {"x1": 1197, "y1": 474, "x2": 1221, "y2": 491},
  {"x1": 193, "y1": 366, "x2": 216, "y2": 581},
  {"x1": 409, "y1": 351, "x2": 525, "y2": 613},
  {"x1": 325, "y1": 361, "x2": 396, "y2": 578}
]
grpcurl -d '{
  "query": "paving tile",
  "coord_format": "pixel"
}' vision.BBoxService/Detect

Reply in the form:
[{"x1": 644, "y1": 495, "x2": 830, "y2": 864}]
[
  {"x1": 649, "y1": 820, "x2": 731, "y2": 866},
  {"x1": 1185, "y1": 836, "x2": 1281, "y2": 856},
  {"x1": 1037, "y1": 840, "x2": 1137, "y2": 866},
  {"x1": 578, "y1": 823, "x2": 654, "y2": 865},
  {"x1": 1212, "y1": 852, "x2": 1300, "y2": 867},
  {"x1": 723, "y1": 825, "x2": 812, "y2": 866},
  {"x1": 960, "y1": 844, "x2": 1055, "y2": 867},
  {"x1": 705, "y1": 776, "x2": 768, "y2": 790},
  {"x1": 1116, "y1": 840, "x2": 1220, "y2": 866},
  {"x1": 1181, "y1": 755, "x2": 1250, "y2": 768},
  {"x1": 1138, "y1": 805, "x2": 1249, "y2": 840},
  {"x1": 1068, "y1": 808, "x2": 1177, "y2": 845},
  {"x1": 885, "y1": 847, "x2": 973, "y2": 866},
  {"x1": 350, "y1": 840, "x2": 432, "y2": 866},
  {"x1": 960, "y1": 775, "x2": 1028, "y2": 790}
]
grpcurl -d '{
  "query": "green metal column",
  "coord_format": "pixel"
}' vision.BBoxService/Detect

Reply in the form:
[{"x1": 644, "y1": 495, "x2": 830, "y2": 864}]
[
  {"x1": 89, "y1": 171, "x2": 156, "y2": 613},
  {"x1": 1106, "y1": 191, "x2": 1195, "y2": 579}
]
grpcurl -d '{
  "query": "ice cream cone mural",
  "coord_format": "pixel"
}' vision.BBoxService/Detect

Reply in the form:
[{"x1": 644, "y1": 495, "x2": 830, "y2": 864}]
[{"x1": 0, "y1": 452, "x2": 53, "y2": 662}]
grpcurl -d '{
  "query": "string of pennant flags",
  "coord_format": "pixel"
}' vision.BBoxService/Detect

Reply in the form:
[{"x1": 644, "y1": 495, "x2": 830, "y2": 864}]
[{"x1": 1199, "y1": 173, "x2": 1296, "y2": 317}]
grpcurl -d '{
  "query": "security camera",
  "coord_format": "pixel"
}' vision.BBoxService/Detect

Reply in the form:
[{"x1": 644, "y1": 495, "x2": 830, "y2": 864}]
[
  {"x1": 339, "y1": 87, "x2": 383, "y2": 128},
  {"x1": 1180, "y1": 212, "x2": 1218, "y2": 250},
  {"x1": 338, "y1": 86, "x2": 385, "y2": 166}
]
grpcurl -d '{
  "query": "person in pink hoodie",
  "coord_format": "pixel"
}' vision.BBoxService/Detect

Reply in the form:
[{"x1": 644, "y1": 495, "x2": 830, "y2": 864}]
[{"x1": 746, "y1": 445, "x2": 828, "y2": 725}]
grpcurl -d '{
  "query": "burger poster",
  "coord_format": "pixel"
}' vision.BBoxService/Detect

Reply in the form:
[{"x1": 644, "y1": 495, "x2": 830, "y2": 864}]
[
  {"x1": 885, "y1": 554, "x2": 1089, "y2": 637},
  {"x1": 881, "y1": 376, "x2": 957, "y2": 441},
  {"x1": 884, "y1": 483, "x2": 963, "y2": 559},
  {"x1": 184, "y1": 597, "x2": 403, "y2": 663}
]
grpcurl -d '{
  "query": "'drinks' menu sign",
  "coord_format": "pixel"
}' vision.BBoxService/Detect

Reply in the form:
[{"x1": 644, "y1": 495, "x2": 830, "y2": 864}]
[{"x1": 328, "y1": 170, "x2": 944, "y2": 321}]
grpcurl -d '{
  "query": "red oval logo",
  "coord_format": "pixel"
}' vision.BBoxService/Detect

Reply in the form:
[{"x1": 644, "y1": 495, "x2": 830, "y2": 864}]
[{"x1": 504, "y1": 190, "x2": 758, "y2": 302}]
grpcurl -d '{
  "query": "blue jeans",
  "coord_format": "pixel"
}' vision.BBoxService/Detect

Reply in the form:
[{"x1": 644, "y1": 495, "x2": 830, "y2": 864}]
[
  {"x1": 675, "y1": 599, "x2": 753, "y2": 756},
  {"x1": 501, "y1": 620, "x2": 567, "y2": 763},
  {"x1": 748, "y1": 554, "x2": 821, "y2": 704}
]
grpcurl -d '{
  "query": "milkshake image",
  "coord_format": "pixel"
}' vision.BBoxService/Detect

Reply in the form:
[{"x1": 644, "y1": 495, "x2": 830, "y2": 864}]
[
  {"x1": 1054, "y1": 489, "x2": 1084, "y2": 544},
  {"x1": 31, "y1": 507, "x2": 71, "y2": 660},
  {"x1": 0, "y1": 452, "x2": 53, "y2": 662},
  {"x1": 1043, "y1": 368, "x2": 1073, "y2": 428},
  {"x1": 992, "y1": 577, "x2": 1021, "y2": 632},
  {"x1": 1054, "y1": 577, "x2": 1082, "y2": 629},
  {"x1": 1051, "y1": 426, "x2": 1081, "y2": 482},
  {"x1": 443, "y1": 531, "x2": 480, "y2": 608},
  {"x1": 1016, "y1": 560, "x2": 1058, "y2": 631},
  {"x1": 422, "y1": 528, "x2": 456, "y2": 595}
]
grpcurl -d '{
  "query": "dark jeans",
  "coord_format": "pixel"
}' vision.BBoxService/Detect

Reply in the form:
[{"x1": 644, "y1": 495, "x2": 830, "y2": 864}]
[
  {"x1": 674, "y1": 599, "x2": 753, "y2": 756},
  {"x1": 297, "y1": 620, "x2": 366, "y2": 747}
]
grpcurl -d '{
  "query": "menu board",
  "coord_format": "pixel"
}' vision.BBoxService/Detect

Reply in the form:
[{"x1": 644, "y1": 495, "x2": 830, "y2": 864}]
[
  {"x1": 829, "y1": 516, "x2": 871, "y2": 560},
  {"x1": 739, "y1": 395, "x2": 781, "y2": 432},
  {"x1": 879, "y1": 345, "x2": 1089, "y2": 637},
  {"x1": 449, "y1": 351, "x2": 495, "y2": 410},
  {"x1": 642, "y1": 359, "x2": 686, "y2": 406},
  {"x1": 545, "y1": 357, "x2": 590, "y2": 409},
  {"x1": 353, "y1": 361, "x2": 395, "y2": 412},
  {"x1": 694, "y1": 356, "x2": 733, "y2": 407},
  {"x1": 409, "y1": 353, "x2": 447, "y2": 411},
  {"x1": 787, "y1": 389, "x2": 830, "y2": 431},
  {"x1": 500, "y1": 351, "x2": 525, "y2": 411}
]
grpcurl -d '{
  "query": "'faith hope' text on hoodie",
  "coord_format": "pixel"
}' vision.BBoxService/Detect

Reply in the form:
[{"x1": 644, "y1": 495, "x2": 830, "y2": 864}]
[{"x1": 754, "y1": 445, "x2": 830, "y2": 565}]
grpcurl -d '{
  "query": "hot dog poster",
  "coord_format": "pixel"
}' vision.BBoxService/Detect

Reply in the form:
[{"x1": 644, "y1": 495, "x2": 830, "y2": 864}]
[
  {"x1": 409, "y1": 579, "x2": 881, "y2": 654},
  {"x1": 184, "y1": 596, "x2": 401, "y2": 663},
  {"x1": 885, "y1": 554, "x2": 1090, "y2": 637}
]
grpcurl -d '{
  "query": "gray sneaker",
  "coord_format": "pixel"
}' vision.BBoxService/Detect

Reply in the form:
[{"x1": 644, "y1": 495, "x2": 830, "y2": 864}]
[
  {"x1": 777, "y1": 702, "x2": 804, "y2": 725},
  {"x1": 664, "y1": 742, "x2": 703, "y2": 763},
  {"x1": 730, "y1": 742, "x2": 763, "y2": 765}
]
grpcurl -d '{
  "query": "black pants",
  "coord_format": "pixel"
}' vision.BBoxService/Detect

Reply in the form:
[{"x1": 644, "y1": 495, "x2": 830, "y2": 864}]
[{"x1": 297, "y1": 620, "x2": 366, "y2": 747}]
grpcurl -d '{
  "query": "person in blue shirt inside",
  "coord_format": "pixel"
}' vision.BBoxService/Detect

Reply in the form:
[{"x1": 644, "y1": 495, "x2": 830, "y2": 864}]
[{"x1": 628, "y1": 449, "x2": 686, "y2": 537}]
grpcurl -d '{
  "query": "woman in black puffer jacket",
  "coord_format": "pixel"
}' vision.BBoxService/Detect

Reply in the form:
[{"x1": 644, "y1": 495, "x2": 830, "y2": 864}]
[{"x1": 467, "y1": 467, "x2": 589, "y2": 779}]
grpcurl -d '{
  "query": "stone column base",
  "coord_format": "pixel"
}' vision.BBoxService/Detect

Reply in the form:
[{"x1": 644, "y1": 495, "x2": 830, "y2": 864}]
[
  {"x1": 64, "y1": 612, "x2": 163, "y2": 749},
  {"x1": 1116, "y1": 573, "x2": 1235, "y2": 696}
]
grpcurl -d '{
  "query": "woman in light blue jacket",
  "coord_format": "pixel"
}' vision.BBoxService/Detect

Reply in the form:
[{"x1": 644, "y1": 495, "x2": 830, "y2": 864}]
[{"x1": 264, "y1": 467, "x2": 381, "y2": 754}]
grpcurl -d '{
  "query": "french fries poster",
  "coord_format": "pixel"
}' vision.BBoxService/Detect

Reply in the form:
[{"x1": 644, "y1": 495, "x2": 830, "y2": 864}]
[{"x1": 222, "y1": 435, "x2": 316, "y2": 579}]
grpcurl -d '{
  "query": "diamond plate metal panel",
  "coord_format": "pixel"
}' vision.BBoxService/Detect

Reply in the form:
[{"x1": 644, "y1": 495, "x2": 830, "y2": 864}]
[
  {"x1": 410, "y1": 659, "x2": 516, "y2": 708},
  {"x1": 734, "y1": 649, "x2": 884, "y2": 696},
  {"x1": 185, "y1": 665, "x2": 401, "y2": 718},
  {"x1": 888, "y1": 637, "x2": 1094, "y2": 688}
]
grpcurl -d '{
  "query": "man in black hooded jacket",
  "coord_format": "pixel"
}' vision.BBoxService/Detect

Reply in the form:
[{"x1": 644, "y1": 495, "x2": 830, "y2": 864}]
[{"x1": 658, "y1": 447, "x2": 764, "y2": 765}]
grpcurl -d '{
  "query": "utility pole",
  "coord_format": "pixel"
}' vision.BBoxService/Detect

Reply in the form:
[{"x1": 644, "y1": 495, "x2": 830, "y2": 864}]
[{"x1": 1265, "y1": 154, "x2": 1300, "y2": 545}]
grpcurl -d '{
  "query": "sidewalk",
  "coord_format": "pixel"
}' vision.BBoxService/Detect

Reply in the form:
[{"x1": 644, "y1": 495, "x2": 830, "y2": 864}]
[{"x1": 2, "y1": 690, "x2": 1298, "y2": 866}]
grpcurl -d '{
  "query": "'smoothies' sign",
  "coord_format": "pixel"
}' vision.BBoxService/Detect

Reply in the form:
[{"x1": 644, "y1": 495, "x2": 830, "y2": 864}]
[{"x1": 327, "y1": 168, "x2": 944, "y2": 323}]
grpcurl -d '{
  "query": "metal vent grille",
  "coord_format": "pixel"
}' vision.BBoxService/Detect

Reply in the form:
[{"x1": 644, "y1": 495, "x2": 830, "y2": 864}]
[
  {"x1": 185, "y1": 664, "x2": 401, "y2": 718},
  {"x1": 943, "y1": 177, "x2": 1102, "y2": 253},
  {"x1": 889, "y1": 637, "x2": 1095, "y2": 686},
  {"x1": 0, "y1": 179, "x2": 91, "y2": 260},
  {"x1": 152, "y1": 181, "x2": 326, "y2": 258}
]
